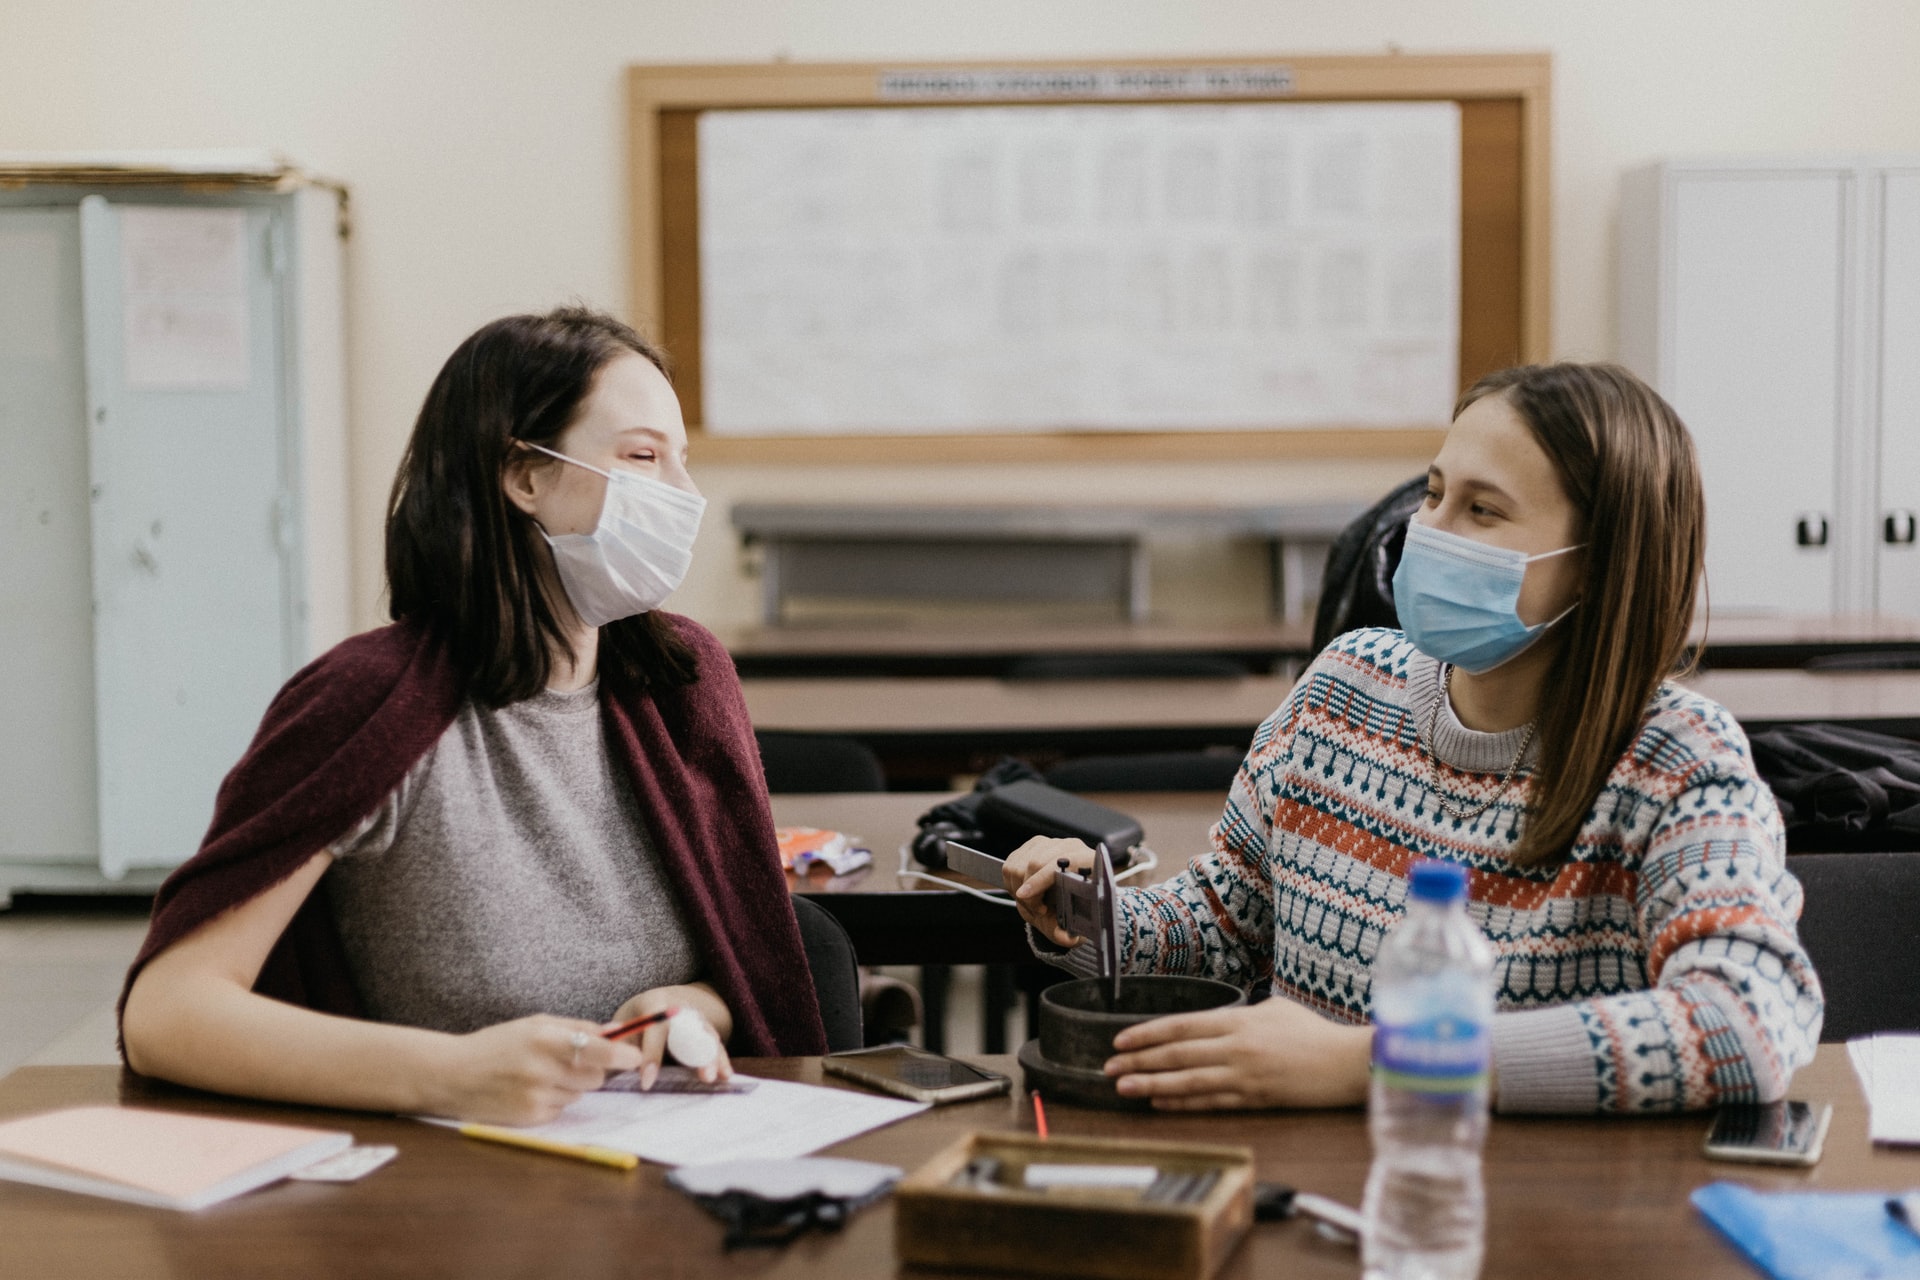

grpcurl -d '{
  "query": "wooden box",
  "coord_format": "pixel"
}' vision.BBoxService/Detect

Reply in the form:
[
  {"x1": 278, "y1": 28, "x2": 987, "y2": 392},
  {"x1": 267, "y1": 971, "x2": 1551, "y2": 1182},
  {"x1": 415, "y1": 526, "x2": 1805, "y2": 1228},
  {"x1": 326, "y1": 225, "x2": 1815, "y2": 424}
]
[{"x1": 894, "y1": 1131, "x2": 1255, "y2": 1280}]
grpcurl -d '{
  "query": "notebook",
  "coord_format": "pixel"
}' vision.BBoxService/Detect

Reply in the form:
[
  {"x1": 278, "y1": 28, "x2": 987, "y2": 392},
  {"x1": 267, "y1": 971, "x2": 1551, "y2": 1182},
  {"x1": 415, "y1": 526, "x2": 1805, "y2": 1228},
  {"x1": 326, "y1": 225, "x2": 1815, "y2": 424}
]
[
  {"x1": 1691, "y1": 1182, "x2": 1920, "y2": 1280},
  {"x1": 0, "y1": 1106, "x2": 352, "y2": 1211}
]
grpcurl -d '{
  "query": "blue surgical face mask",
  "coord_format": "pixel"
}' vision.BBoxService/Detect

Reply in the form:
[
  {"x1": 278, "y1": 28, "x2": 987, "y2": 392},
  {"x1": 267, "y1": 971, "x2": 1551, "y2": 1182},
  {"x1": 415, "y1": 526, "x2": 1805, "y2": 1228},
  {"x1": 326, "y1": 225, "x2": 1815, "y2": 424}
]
[{"x1": 1391, "y1": 520, "x2": 1583, "y2": 674}]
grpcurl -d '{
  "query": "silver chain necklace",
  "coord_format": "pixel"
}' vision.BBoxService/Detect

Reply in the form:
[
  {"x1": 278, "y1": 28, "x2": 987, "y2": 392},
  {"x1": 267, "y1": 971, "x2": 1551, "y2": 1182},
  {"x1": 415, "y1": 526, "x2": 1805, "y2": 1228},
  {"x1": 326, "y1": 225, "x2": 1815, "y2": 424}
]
[{"x1": 1425, "y1": 664, "x2": 1537, "y2": 823}]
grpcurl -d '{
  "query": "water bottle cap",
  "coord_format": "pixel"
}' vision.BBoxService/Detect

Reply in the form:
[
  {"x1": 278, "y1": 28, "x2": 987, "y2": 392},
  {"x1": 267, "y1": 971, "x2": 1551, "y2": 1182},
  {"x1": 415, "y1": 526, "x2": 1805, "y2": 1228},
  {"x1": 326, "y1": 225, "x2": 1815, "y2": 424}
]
[{"x1": 1408, "y1": 860, "x2": 1468, "y2": 904}]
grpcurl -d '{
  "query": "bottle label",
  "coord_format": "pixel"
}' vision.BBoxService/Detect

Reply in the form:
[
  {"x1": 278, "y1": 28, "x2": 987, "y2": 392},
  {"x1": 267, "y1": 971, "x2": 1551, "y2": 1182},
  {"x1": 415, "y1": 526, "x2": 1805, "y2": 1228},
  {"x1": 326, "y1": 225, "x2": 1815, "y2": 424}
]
[{"x1": 1371, "y1": 1015, "x2": 1490, "y2": 1094}]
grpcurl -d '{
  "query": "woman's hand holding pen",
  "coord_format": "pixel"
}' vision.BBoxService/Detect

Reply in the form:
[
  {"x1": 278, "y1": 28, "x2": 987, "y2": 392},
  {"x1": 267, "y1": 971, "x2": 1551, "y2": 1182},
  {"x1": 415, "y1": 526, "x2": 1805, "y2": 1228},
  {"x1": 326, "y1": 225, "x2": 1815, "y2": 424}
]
[
  {"x1": 608, "y1": 983, "x2": 734, "y2": 1088},
  {"x1": 436, "y1": 1015, "x2": 643, "y2": 1127},
  {"x1": 1002, "y1": 837, "x2": 1098, "y2": 946}
]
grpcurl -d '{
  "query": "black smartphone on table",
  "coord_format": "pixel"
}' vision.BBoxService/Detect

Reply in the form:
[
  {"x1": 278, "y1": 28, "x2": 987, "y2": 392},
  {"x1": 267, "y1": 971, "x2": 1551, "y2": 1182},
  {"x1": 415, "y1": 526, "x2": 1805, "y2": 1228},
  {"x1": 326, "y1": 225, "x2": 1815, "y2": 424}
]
[{"x1": 821, "y1": 1045, "x2": 1013, "y2": 1104}]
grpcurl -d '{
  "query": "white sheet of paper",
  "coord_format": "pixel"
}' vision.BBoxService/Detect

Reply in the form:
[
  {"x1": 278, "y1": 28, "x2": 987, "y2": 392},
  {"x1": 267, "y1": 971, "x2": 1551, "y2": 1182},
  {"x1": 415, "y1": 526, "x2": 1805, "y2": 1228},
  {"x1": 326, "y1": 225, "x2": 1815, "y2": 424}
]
[
  {"x1": 698, "y1": 100, "x2": 1460, "y2": 435},
  {"x1": 1849, "y1": 1033, "x2": 1920, "y2": 1144},
  {"x1": 423, "y1": 1075, "x2": 927, "y2": 1167},
  {"x1": 119, "y1": 206, "x2": 250, "y2": 390}
]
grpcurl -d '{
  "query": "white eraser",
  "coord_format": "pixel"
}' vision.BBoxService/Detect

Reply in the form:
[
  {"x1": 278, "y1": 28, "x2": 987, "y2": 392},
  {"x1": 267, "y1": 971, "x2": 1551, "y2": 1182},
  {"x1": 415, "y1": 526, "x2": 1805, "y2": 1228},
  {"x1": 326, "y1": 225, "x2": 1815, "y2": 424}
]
[
  {"x1": 1022, "y1": 1163, "x2": 1159, "y2": 1190},
  {"x1": 666, "y1": 1008, "x2": 719, "y2": 1068},
  {"x1": 290, "y1": 1144, "x2": 398, "y2": 1183}
]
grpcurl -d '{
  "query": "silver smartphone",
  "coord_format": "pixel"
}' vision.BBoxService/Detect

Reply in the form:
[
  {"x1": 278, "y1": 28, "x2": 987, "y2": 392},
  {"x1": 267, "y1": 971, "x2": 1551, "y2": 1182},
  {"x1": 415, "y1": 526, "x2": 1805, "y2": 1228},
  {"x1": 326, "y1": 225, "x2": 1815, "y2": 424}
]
[
  {"x1": 821, "y1": 1045, "x2": 1012, "y2": 1105},
  {"x1": 1702, "y1": 1101, "x2": 1832, "y2": 1166}
]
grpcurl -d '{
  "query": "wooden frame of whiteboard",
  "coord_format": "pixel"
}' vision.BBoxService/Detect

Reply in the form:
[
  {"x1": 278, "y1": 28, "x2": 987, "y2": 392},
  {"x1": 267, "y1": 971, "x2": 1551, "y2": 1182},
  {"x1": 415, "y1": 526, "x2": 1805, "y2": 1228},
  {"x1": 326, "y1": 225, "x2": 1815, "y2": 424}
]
[{"x1": 627, "y1": 53, "x2": 1551, "y2": 464}]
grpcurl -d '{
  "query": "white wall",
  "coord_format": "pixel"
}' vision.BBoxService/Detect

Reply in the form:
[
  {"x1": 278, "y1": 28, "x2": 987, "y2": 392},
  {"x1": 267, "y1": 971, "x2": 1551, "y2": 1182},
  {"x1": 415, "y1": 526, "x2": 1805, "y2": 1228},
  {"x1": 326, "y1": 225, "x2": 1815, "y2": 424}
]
[{"x1": 7, "y1": 0, "x2": 1920, "y2": 632}]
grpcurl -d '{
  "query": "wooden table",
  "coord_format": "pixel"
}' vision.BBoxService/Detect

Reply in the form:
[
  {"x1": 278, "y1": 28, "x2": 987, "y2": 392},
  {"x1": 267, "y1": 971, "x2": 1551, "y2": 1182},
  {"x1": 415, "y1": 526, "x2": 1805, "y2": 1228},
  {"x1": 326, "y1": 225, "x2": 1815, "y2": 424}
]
[
  {"x1": 723, "y1": 619, "x2": 1314, "y2": 678},
  {"x1": 1694, "y1": 612, "x2": 1920, "y2": 668},
  {"x1": 745, "y1": 674, "x2": 1290, "y2": 788},
  {"x1": 1687, "y1": 668, "x2": 1920, "y2": 728},
  {"x1": 725, "y1": 613, "x2": 1920, "y2": 679},
  {"x1": 746, "y1": 668, "x2": 1920, "y2": 763},
  {"x1": 3, "y1": 1049, "x2": 1910, "y2": 1279},
  {"x1": 779, "y1": 790, "x2": 1217, "y2": 1052},
  {"x1": 776, "y1": 791, "x2": 1218, "y2": 967}
]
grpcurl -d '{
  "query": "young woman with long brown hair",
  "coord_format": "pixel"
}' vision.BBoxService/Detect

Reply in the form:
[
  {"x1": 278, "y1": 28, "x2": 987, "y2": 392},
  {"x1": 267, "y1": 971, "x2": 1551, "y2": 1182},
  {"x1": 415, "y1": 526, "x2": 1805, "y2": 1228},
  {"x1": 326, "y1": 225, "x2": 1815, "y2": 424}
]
[
  {"x1": 1007, "y1": 362, "x2": 1822, "y2": 1113},
  {"x1": 120, "y1": 307, "x2": 825, "y2": 1124}
]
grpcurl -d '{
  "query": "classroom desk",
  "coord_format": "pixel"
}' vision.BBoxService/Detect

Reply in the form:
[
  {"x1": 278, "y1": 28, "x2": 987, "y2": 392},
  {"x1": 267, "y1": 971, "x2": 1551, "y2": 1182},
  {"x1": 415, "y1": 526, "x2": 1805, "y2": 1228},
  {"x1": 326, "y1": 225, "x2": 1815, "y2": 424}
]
[
  {"x1": 1, "y1": 1049, "x2": 1908, "y2": 1279},
  {"x1": 724, "y1": 619, "x2": 1314, "y2": 678},
  {"x1": 1687, "y1": 668, "x2": 1920, "y2": 728},
  {"x1": 745, "y1": 674, "x2": 1292, "y2": 737},
  {"x1": 744, "y1": 672, "x2": 1291, "y2": 787},
  {"x1": 1697, "y1": 612, "x2": 1920, "y2": 668},
  {"x1": 746, "y1": 667, "x2": 1920, "y2": 749},
  {"x1": 749, "y1": 660, "x2": 1920, "y2": 812},
  {"x1": 776, "y1": 791, "x2": 1217, "y2": 966},
  {"x1": 725, "y1": 612, "x2": 1920, "y2": 679}
]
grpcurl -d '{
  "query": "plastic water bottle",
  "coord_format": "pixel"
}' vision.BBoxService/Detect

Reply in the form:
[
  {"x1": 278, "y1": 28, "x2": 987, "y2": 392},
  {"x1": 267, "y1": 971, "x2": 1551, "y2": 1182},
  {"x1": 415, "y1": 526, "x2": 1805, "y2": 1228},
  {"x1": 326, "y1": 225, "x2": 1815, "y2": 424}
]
[{"x1": 1362, "y1": 860, "x2": 1496, "y2": 1280}]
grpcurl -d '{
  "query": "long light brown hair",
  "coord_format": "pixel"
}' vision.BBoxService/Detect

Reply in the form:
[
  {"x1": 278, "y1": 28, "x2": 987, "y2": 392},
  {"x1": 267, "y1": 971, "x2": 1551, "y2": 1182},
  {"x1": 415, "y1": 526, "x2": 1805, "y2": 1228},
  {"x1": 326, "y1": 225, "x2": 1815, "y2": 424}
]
[{"x1": 1457, "y1": 363, "x2": 1706, "y2": 865}]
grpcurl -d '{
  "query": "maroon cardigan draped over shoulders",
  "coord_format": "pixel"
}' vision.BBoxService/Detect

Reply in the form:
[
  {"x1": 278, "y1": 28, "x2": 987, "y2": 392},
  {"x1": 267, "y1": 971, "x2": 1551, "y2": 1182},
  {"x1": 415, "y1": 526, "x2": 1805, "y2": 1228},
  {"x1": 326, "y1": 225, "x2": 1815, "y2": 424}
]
[{"x1": 118, "y1": 614, "x2": 826, "y2": 1059}]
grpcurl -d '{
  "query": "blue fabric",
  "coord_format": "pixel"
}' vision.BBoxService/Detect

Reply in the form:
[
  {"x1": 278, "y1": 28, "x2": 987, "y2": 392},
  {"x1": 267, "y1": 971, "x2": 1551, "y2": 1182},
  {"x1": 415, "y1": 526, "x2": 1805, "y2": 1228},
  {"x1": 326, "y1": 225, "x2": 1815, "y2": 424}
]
[
  {"x1": 1390, "y1": 520, "x2": 1564, "y2": 674},
  {"x1": 1691, "y1": 1182, "x2": 1920, "y2": 1280}
]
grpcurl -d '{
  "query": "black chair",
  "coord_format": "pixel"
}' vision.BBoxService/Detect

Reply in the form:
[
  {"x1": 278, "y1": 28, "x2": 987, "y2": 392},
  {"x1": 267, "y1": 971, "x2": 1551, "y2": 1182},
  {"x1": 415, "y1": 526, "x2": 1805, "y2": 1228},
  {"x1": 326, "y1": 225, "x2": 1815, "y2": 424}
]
[
  {"x1": 1310, "y1": 474, "x2": 1426, "y2": 656},
  {"x1": 755, "y1": 731, "x2": 886, "y2": 793},
  {"x1": 1046, "y1": 749, "x2": 1242, "y2": 793},
  {"x1": 790, "y1": 895, "x2": 864, "y2": 1053},
  {"x1": 1786, "y1": 852, "x2": 1920, "y2": 1041}
]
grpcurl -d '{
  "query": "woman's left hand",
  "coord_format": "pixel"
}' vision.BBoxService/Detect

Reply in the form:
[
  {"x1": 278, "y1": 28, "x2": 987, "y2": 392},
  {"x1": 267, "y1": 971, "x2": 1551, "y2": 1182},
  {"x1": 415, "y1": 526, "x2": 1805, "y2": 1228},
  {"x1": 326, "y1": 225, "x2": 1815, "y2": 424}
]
[
  {"x1": 1104, "y1": 997, "x2": 1373, "y2": 1110},
  {"x1": 607, "y1": 983, "x2": 735, "y2": 1088}
]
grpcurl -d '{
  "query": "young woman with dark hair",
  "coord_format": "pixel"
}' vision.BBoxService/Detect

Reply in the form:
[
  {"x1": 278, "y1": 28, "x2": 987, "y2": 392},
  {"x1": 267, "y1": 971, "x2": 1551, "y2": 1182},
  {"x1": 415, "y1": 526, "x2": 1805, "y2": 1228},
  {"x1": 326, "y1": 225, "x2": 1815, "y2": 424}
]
[
  {"x1": 120, "y1": 307, "x2": 825, "y2": 1124},
  {"x1": 1007, "y1": 362, "x2": 1823, "y2": 1114}
]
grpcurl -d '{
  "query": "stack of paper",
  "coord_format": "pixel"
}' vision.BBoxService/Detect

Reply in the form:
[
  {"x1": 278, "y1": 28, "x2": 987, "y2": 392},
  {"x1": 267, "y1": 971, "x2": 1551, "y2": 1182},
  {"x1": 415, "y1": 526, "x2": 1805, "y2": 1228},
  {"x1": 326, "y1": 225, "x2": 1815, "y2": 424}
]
[
  {"x1": 0, "y1": 1106, "x2": 352, "y2": 1210},
  {"x1": 1848, "y1": 1034, "x2": 1920, "y2": 1144}
]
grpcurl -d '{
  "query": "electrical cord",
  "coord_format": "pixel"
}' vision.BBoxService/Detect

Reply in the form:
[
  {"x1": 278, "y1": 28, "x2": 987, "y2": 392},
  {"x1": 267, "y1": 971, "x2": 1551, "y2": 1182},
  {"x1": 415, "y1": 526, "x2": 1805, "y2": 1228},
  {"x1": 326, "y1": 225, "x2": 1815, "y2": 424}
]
[{"x1": 892, "y1": 842, "x2": 1160, "y2": 907}]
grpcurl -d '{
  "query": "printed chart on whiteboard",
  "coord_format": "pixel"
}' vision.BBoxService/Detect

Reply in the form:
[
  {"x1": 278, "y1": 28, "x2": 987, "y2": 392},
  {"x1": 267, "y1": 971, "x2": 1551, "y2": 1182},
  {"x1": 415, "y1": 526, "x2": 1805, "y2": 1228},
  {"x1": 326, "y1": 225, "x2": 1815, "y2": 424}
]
[{"x1": 697, "y1": 101, "x2": 1460, "y2": 436}]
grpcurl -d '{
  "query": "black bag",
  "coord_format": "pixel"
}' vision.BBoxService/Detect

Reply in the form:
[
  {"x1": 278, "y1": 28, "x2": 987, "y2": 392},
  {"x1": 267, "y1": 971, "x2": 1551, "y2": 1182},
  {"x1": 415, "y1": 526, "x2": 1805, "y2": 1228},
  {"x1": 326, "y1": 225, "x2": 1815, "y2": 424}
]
[
  {"x1": 1748, "y1": 722, "x2": 1920, "y2": 852},
  {"x1": 1310, "y1": 475, "x2": 1427, "y2": 656},
  {"x1": 911, "y1": 758, "x2": 1141, "y2": 869}
]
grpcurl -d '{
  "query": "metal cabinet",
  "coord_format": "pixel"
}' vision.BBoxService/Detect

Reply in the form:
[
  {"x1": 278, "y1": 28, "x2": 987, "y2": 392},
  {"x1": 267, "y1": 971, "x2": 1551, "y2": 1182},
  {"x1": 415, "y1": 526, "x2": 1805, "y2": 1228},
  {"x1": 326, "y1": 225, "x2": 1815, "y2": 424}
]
[
  {"x1": 1619, "y1": 157, "x2": 1920, "y2": 615},
  {"x1": 0, "y1": 173, "x2": 348, "y2": 902}
]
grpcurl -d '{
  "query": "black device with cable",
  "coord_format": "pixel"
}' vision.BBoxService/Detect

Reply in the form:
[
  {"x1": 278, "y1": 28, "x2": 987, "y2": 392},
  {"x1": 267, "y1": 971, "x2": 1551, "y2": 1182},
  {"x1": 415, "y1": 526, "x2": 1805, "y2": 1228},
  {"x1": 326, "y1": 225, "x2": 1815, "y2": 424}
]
[{"x1": 911, "y1": 760, "x2": 1141, "y2": 871}]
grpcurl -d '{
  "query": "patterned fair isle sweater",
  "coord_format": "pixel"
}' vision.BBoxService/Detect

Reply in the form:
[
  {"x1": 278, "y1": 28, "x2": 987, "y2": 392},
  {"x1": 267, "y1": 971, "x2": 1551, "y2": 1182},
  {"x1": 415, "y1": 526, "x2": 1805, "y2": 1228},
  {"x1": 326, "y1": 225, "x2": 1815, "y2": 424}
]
[{"x1": 1039, "y1": 628, "x2": 1823, "y2": 1114}]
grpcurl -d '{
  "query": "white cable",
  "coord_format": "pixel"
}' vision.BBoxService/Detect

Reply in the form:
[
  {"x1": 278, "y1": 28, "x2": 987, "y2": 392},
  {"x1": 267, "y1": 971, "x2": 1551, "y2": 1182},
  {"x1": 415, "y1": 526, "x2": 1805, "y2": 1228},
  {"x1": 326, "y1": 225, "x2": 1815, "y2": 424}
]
[
  {"x1": 893, "y1": 842, "x2": 1160, "y2": 903},
  {"x1": 1114, "y1": 845, "x2": 1159, "y2": 882},
  {"x1": 895, "y1": 842, "x2": 1023, "y2": 907}
]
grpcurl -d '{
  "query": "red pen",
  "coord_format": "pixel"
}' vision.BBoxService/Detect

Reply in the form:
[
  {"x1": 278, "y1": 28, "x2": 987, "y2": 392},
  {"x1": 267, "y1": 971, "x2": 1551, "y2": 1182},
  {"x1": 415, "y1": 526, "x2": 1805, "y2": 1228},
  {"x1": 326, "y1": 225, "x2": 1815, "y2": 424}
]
[
  {"x1": 1032, "y1": 1090, "x2": 1049, "y2": 1140},
  {"x1": 600, "y1": 1007, "x2": 678, "y2": 1042}
]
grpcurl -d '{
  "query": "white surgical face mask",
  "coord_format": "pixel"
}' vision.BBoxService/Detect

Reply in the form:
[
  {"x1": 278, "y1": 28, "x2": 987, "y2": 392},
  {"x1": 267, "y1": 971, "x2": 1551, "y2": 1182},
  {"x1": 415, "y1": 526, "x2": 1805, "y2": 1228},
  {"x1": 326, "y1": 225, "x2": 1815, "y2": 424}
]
[{"x1": 522, "y1": 442, "x2": 706, "y2": 627}]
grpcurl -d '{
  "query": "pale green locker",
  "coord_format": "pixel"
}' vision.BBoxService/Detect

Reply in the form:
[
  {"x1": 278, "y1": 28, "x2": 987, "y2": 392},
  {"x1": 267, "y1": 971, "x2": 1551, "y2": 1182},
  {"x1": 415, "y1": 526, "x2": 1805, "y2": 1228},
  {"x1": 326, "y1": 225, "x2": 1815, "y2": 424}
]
[{"x1": 0, "y1": 175, "x2": 349, "y2": 903}]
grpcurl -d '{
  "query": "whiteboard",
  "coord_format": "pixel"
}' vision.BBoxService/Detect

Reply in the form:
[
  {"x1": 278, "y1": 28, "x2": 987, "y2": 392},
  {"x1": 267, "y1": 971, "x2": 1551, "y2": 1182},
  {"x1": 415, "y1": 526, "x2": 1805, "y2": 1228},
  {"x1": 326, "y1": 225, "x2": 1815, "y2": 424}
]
[{"x1": 697, "y1": 101, "x2": 1460, "y2": 436}]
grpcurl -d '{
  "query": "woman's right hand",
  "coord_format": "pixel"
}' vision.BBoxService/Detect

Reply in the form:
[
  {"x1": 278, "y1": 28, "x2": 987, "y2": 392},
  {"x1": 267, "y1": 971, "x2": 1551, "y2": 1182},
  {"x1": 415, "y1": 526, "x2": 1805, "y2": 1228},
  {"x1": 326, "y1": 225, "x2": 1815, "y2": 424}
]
[
  {"x1": 1002, "y1": 837, "x2": 1099, "y2": 947},
  {"x1": 434, "y1": 1015, "x2": 644, "y2": 1126}
]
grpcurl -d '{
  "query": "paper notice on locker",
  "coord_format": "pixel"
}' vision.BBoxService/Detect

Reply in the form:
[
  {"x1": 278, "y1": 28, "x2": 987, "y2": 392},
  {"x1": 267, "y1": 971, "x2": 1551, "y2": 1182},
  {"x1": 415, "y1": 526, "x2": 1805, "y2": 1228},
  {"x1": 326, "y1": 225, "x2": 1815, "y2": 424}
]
[{"x1": 119, "y1": 206, "x2": 250, "y2": 390}]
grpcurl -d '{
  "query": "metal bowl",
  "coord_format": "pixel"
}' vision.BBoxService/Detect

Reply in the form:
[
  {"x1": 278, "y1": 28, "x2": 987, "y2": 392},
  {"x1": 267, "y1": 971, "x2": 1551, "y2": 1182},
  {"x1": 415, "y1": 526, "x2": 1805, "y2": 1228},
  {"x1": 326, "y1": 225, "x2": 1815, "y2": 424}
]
[{"x1": 1019, "y1": 975, "x2": 1247, "y2": 1110}]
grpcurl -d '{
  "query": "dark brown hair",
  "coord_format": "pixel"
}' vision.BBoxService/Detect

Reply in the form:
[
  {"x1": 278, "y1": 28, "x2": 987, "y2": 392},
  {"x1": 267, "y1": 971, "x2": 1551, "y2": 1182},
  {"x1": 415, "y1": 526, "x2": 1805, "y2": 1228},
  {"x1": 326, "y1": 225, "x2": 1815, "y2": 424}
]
[
  {"x1": 1456, "y1": 363, "x2": 1705, "y2": 865},
  {"x1": 386, "y1": 306, "x2": 697, "y2": 706}
]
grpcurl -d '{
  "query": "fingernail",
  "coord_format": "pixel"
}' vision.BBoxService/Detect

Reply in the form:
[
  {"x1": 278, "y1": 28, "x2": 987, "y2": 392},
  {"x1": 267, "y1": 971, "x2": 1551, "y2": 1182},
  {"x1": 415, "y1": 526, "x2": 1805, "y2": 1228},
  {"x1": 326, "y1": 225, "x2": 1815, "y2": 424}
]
[
  {"x1": 1115, "y1": 1077, "x2": 1138, "y2": 1094},
  {"x1": 641, "y1": 1062, "x2": 659, "y2": 1090}
]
